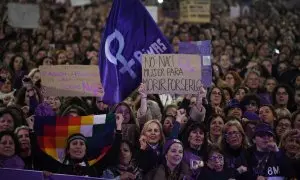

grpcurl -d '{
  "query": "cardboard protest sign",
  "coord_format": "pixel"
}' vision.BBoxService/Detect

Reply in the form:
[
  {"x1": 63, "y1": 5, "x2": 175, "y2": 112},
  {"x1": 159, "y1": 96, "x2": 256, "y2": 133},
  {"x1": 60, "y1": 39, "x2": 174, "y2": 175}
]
[
  {"x1": 146, "y1": 6, "x2": 158, "y2": 23},
  {"x1": 71, "y1": 0, "x2": 92, "y2": 7},
  {"x1": 7, "y1": 3, "x2": 40, "y2": 29},
  {"x1": 179, "y1": 40, "x2": 212, "y2": 87},
  {"x1": 180, "y1": 0, "x2": 211, "y2": 23},
  {"x1": 40, "y1": 65, "x2": 103, "y2": 97},
  {"x1": 142, "y1": 54, "x2": 202, "y2": 94}
]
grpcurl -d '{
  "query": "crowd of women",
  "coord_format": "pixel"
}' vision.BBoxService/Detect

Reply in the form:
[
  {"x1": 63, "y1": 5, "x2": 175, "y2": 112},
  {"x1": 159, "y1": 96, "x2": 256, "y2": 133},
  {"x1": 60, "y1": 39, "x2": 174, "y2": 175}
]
[{"x1": 1, "y1": 0, "x2": 300, "y2": 179}]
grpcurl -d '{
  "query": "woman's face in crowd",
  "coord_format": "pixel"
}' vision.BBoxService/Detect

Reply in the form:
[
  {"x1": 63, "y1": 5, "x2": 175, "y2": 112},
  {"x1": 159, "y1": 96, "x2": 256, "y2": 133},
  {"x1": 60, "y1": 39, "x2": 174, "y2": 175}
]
[
  {"x1": 245, "y1": 100, "x2": 258, "y2": 113},
  {"x1": 225, "y1": 74, "x2": 235, "y2": 88},
  {"x1": 234, "y1": 88, "x2": 246, "y2": 102},
  {"x1": 68, "y1": 139, "x2": 86, "y2": 160},
  {"x1": 294, "y1": 114, "x2": 300, "y2": 130},
  {"x1": 255, "y1": 133, "x2": 274, "y2": 151},
  {"x1": 32, "y1": 72, "x2": 41, "y2": 84},
  {"x1": 246, "y1": 43, "x2": 255, "y2": 54},
  {"x1": 210, "y1": 88, "x2": 222, "y2": 106},
  {"x1": 219, "y1": 55, "x2": 231, "y2": 69},
  {"x1": 275, "y1": 87, "x2": 289, "y2": 105},
  {"x1": 57, "y1": 53, "x2": 67, "y2": 64},
  {"x1": 276, "y1": 119, "x2": 291, "y2": 138},
  {"x1": 163, "y1": 116, "x2": 174, "y2": 136},
  {"x1": 46, "y1": 96, "x2": 61, "y2": 111},
  {"x1": 225, "y1": 46, "x2": 233, "y2": 57},
  {"x1": 259, "y1": 106, "x2": 275, "y2": 125},
  {"x1": 17, "y1": 129, "x2": 31, "y2": 150},
  {"x1": 223, "y1": 89, "x2": 231, "y2": 102},
  {"x1": 208, "y1": 152, "x2": 224, "y2": 172},
  {"x1": 284, "y1": 134, "x2": 300, "y2": 157},
  {"x1": 0, "y1": 135, "x2": 15, "y2": 157},
  {"x1": 21, "y1": 42, "x2": 29, "y2": 52},
  {"x1": 144, "y1": 122, "x2": 161, "y2": 144},
  {"x1": 265, "y1": 79, "x2": 276, "y2": 93},
  {"x1": 13, "y1": 57, "x2": 23, "y2": 71},
  {"x1": 0, "y1": 114, "x2": 14, "y2": 132},
  {"x1": 166, "y1": 107, "x2": 177, "y2": 117},
  {"x1": 119, "y1": 142, "x2": 132, "y2": 165},
  {"x1": 278, "y1": 63, "x2": 288, "y2": 74},
  {"x1": 246, "y1": 72, "x2": 259, "y2": 89},
  {"x1": 292, "y1": 55, "x2": 300, "y2": 68},
  {"x1": 165, "y1": 143, "x2": 183, "y2": 167},
  {"x1": 295, "y1": 76, "x2": 300, "y2": 87},
  {"x1": 43, "y1": 57, "x2": 53, "y2": 65},
  {"x1": 188, "y1": 128, "x2": 204, "y2": 148},
  {"x1": 1, "y1": 79, "x2": 12, "y2": 93},
  {"x1": 258, "y1": 44, "x2": 269, "y2": 57},
  {"x1": 262, "y1": 60, "x2": 272, "y2": 74},
  {"x1": 115, "y1": 105, "x2": 131, "y2": 124},
  {"x1": 210, "y1": 117, "x2": 224, "y2": 137}
]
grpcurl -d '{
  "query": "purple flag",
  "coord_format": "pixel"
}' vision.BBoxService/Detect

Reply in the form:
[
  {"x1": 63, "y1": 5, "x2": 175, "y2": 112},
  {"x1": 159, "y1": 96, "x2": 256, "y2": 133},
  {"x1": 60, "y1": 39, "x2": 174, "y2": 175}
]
[
  {"x1": 179, "y1": 40, "x2": 212, "y2": 87},
  {"x1": 0, "y1": 168, "x2": 43, "y2": 180},
  {"x1": 99, "y1": 0, "x2": 173, "y2": 105}
]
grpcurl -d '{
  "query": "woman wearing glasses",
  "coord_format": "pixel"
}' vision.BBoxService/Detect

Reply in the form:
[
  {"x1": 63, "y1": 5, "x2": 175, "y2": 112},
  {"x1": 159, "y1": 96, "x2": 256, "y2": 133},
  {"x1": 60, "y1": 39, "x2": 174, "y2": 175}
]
[
  {"x1": 220, "y1": 120, "x2": 250, "y2": 180},
  {"x1": 197, "y1": 145, "x2": 235, "y2": 180}
]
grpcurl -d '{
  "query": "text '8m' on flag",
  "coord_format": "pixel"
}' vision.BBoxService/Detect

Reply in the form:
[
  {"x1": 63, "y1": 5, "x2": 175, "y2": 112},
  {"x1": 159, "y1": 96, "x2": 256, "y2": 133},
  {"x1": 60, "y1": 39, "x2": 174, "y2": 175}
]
[{"x1": 99, "y1": 0, "x2": 173, "y2": 105}]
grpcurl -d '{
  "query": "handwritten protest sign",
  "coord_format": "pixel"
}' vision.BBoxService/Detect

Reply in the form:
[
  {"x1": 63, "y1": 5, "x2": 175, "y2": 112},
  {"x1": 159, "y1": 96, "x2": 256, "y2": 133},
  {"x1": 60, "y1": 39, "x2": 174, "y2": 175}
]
[
  {"x1": 142, "y1": 54, "x2": 202, "y2": 94},
  {"x1": 7, "y1": 3, "x2": 40, "y2": 29},
  {"x1": 179, "y1": 40, "x2": 212, "y2": 87},
  {"x1": 180, "y1": 0, "x2": 211, "y2": 23},
  {"x1": 71, "y1": 0, "x2": 92, "y2": 7},
  {"x1": 146, "y1": 6, "x2": 158, "y2": 23},
  {"x1": 40, "y1": 65, "x2": 103, "y2": 97}
]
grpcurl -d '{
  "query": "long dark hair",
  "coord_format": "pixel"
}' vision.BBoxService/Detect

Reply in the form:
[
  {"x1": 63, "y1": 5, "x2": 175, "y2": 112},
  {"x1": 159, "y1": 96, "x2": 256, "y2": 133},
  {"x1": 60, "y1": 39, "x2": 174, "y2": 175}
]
[{"x1": 8, "y1": 55, "x2": 28, "y2": 75}]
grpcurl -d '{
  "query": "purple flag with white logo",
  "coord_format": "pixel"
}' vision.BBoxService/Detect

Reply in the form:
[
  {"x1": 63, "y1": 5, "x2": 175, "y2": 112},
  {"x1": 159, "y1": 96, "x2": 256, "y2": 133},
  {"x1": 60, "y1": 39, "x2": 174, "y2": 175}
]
[
  {"x1": 179, "y1": 40, "x2": 212, "y2": 87},
  {"x1": 99, "y1": 0, "x2": 173, "y2": 105}
]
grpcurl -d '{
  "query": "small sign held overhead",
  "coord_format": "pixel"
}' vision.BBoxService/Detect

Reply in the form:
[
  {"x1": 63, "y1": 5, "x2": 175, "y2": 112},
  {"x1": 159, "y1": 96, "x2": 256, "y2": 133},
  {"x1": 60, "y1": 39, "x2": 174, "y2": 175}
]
[
  {"x1": 70, "y1": 0, "x2": 92, "y2": 7},
  {"x1": 7, "y1": 3, "x2": 40, "y2": 29}
]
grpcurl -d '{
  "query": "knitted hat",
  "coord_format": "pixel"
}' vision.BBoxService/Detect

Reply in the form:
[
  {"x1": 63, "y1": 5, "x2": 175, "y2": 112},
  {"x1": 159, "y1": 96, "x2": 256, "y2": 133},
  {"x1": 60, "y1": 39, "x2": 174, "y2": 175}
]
[
  {"x1": 243, "y1": 111, "x2": 260, "y2": 121},
  {"x1": 254, "y1": 123, "x2": 275, "y2": 137},
  {"x1": 67, "y1": 133, "x2": 87, "y2": 145},
  {"x1": 163, "y1": 139, "x2": 183, "y2": 156},
  {"x1": 225, "y1": 99, "x2": 241, "y2": 115}
]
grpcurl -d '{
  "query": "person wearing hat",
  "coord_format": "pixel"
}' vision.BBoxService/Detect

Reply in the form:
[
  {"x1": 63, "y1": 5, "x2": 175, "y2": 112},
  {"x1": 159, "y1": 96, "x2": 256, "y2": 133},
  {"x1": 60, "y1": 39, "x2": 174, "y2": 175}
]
[
  {"x1": 145, "y1": 139, "x2": 191, "y2": 180},
  {"x1": 39, "y1": 114, "x2": 124, "y2": 177},
  {"x1": 225, "y1": 99, "x2": 243, "y2": 120},
  {"x1": 246, "y1": 123, "x2": 296, "y2": 180}
]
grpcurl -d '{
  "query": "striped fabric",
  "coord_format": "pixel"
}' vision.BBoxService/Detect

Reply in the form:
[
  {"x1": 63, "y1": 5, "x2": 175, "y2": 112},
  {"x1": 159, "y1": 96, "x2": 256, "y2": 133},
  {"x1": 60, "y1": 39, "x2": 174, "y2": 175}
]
[{"x1": 34, "y1": 113, "x2": 116, "y2": 165}]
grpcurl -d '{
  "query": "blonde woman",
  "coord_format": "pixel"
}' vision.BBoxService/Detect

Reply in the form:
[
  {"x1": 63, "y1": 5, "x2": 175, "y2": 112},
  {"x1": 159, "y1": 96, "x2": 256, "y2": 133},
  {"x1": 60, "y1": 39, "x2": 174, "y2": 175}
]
[
  {"x1": 279, "y1": 129, "x2": 300, "y2": 179},
  {"x1": 138, "y1": 120, "x2": 165, "y2": 174},
  {"x1": 219, "y1": 120, "x2": 250, "y2": 179}
]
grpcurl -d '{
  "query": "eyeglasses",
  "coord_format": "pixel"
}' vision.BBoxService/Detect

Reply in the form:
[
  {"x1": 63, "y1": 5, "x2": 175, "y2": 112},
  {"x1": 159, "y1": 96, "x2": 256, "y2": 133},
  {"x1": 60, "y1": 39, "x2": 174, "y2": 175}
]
[
  {"x1": 209, "y1": 155, "x2": 224, "y2": 162},
  {"x1": 212, "y1": 91, "x2": 222, "y2": 96},
  {"x1": 225, "y1": 131, "x2": 241, "y2": 138},
  {"x1": 276, "y1": 92, "x2": 288, "y2": 96}
]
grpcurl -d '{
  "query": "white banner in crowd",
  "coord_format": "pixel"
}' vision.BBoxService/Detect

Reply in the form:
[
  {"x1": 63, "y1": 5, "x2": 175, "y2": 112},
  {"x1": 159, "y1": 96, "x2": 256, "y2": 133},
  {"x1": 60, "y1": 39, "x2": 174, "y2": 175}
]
[
  {"x1": 230, "y1": 5, "x2": 241, "y2": 18},
  {"x1": 71, "y1": 0, "x2": 92, "y2": 7},
  {"x1": 7, "y1": 3, "x2": 40, "y2": 29},
  {"x1": 146, "y1": 6, "x2": 158, "y2": 23}
]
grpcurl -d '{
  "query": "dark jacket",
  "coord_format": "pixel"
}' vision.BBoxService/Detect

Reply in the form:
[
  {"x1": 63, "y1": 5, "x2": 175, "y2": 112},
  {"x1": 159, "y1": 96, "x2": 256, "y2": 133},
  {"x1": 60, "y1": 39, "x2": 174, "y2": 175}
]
[
  {"x1": 34, "y1": 131, "x2": 122, "y2": 177},
  {"x1": 197, "y1": 166, "x2": 234, "y2": 180},
  {"x1": 145, "y1": 163, "x2": 192, "y2": 180},
  {"x1": 137, "y1": 144, "x2": 163, "y2": 174},
  {"x1": 246, "y1": 146, "x2": 296, "y2": 179},
  {"x1": 223, "y1": 146, "x2": 250, "y2": 180}
]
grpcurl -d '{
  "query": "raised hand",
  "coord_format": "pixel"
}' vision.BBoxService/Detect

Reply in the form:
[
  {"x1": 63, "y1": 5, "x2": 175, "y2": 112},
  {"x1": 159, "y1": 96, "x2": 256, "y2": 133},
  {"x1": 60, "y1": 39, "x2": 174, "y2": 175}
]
[
  {"x1": 138, "y1": 83, "x2": 147, "y2": 98},
  {"x1": 139, "y1": 135, "x2": 148, "y2": 150},
  {"x1": 115, "y1": 113, "x2": 124, "y2": 130},
  {"x1": 26, "y1": 115, "x2": 35, "y2": 130},
  {"x1": 176, "y1": 109, "x2": 186, "y2": 124}
]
